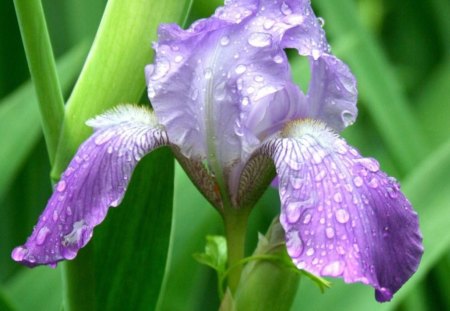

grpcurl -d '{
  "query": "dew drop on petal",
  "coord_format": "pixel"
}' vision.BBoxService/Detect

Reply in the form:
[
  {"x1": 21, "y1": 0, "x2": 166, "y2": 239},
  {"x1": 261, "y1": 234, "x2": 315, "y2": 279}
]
[
  {"x1": 235, "y1": 64, "x2": 247, "y2": 74},
  {"x1": 333, "y1": 192, "x2": 343, "y2": 203},
  {"x1": 341, "y1": 110, "x2": 355, "y2": 127},
  {"x1": 281, "y1": 2, "x2": 292, "y2": 15},
  {"x1": 303, "y1": 212, "x2": 312, "y2": 224},
  {"x1": 12, "y1": 246, "x2": 28, "y2": 261},
  {"x1": 306, "y1": 248, "x2": 315, "y2": 256},
  {"x1": 273, "y1": 54, "x2": 284, "y2": 64},
  {"x1": 315, "y1": 170, "x2": 327, "y2": 182},
  {"x1": 220, "y1": 36, "x2": 230, "y2": 46},
  {"x1": 36, "y1": 226, "x2": 51, "y2": 245},
  {"x1": 56, "y1": 180, "x2": 66, "y2": 192},
  {"x1": 248, "y1": 32, "x2": 272, "y2": 47},
  {"x1": 368, "y1": 177, "x2": 379, "y2": 188},
  {"x1": 353, "y1": 176, "x2": 363, "y2": 187},
  {"x1": 254, "y1": 75, "x2": 264, "y2": 82},
  {"x1": 312, "y1": 49, "x2": 320, "y2": 60},
  {"x1": 321, "y1": 260, "x2": 344, "y2": 276},
  {"x1": 317, "y1": 17, "x2": 325, "y2": 27},
  {"x1": 174, "y1": 55, "x2": 183, "y2": 63},
  {"x1": 286, "y1": 230, "x2": 304, "y2": 257},
  {"x1": 356, "y1": 158, "x2": 380, "y2": 172},
  {"x1": 241, "y1": 96, "x2": 249, "y2": 106},
  {"x1": 335, "y1": 209, "x2": 350, "y2": 223},
  {"x1": 325, "y1": 227, "x2": 335, "y2": 238},
  {"x1": 150, "y1": 58, "x2": 170, "y2": 80},
  {"x1": 263, "y1": 18, "x2": 275, "y2": 30},
  {"x1": 204, "y1": 68, "x2": 213, "y2": 79}
]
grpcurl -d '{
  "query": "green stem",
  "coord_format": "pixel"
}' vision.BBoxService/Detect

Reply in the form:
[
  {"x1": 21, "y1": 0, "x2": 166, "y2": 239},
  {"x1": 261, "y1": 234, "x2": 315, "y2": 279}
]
[
  {"x1": 62, "y1": 245, "x2": 96, "y2": 311},
  {"x1": 223, "y1": 208, "x2": 250, "y2": 294},
  {"x1": 13, "y1": 0, "x2": 65, "y2": 165}
]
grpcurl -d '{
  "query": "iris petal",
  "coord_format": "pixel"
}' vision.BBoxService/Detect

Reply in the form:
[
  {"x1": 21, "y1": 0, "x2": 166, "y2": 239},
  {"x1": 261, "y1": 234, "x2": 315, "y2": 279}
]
[
  {"x1": 262, "y1": 121, "x2": 422, "y2": 302},
  {"x1": 12, "y1": 105, "x2": 168, "y2": 267},
  {"x1": 146, "y1": 0, "x2": 338, "y2": 167}
]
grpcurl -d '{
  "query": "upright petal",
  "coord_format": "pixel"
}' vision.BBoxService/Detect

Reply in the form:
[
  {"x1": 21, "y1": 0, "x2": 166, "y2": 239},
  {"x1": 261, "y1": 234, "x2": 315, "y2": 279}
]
[
  {"x1": 306, "y1": 54, "x2": 358, "y2": 132},
  {"x1": 12, "y1": 105, "x2": 168, "y2": 267},
  {"x1": 259, "y1": 120, "x2": 422, "y2": 301},
  {"x1": 146, "y1": 0, "x2": 336, "y2": 168}
]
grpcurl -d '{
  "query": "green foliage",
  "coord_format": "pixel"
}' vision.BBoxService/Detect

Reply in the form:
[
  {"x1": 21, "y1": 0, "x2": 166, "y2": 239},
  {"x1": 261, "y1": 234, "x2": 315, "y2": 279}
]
[{"x1": 0, "y1": 0, "x2": 448, "y2": 310}]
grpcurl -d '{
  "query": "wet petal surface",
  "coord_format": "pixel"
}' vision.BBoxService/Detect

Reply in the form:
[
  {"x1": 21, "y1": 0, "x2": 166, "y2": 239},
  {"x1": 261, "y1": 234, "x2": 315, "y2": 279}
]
[
  {"x1": 12, "y1": 105, "x2": 168, "y2": 267},
  {"x1": 146, "y1": 0, "x2": 341, "y2": 167},
  {"x1": 264, "y1": 121, "x2": 423, "y2": 302}
]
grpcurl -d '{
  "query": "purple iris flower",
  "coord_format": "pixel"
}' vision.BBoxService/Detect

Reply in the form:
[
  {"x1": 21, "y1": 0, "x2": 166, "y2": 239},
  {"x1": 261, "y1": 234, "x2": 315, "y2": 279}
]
[{"x1": 12, "y1": 0, "x2": 422, "y2": 303}]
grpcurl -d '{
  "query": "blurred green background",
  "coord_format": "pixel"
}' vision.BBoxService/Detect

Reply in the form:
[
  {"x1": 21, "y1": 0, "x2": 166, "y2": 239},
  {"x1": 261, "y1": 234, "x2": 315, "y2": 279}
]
[{"x1": 1, "y1": 0, "x2": 449, "y2": 310}]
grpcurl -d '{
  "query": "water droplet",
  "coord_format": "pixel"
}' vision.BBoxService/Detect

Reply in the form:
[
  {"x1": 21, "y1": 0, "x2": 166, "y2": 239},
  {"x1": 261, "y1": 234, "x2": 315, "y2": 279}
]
[
  {"x1": 325, "y1": 227, "x2": 335, "y2": 238},
  {"x1": 312, "y1": 150, "x2": 326, "y2": 164},
  {"x1": 368, "y1": 177, "x2": 379, "y2": 188},
  {"x1": 62, "y1": 248, "x2": 77, "y2": 260},
  {"x1": 247, "y1": 86, "x2": 255, "y2": 94},
  {"x1": 312, "y1": 49, "x2": 320, "y2": 60},
  {"x1": 356, "y1": 158, "x2": 380, "y2": 172},
  {"x1": 321, "y1": 261, "x2": 344, "y2": 276},
  {"x1": 281, "y1": 2, "x2": 292, "y2": 15},
  {"x1": 148, "y1": 86, "x2": 156, "y2": 98},
  {"x1": 254, "y1": 75, "x2": 264, "y2": 82},
  {"x1": 306, "y1": 248, "x2": 315, "y2": 256},
  {"x1": 204, "y1": 68, "x2": 213, "y2": 79},
  {"x1": 53, "y1": 210, "x2": 58, "y2": 222},
  {"x1": 303, "y1": 213, "x2": 312, "y2": 224},
  {"x1": 290, "y1": 175, "x2": 303, "y2": 189},
  {"x1": 150, "y1": 58, "x2": 170, "y2": 80},
  {"x1": 248, "y1": 32, "x2": 272, "y2": 47},
  {"x1": 57, "y1": 180, "x2": 66, "y2": 192},
  {"x1": 315, "y1": 170, "x2": 327, "y2": 182},
  {"x1": 285, "y1": 14, "x2": 304, "y2": 25},
  {"x1": 263, "y1": 18, "x2": 275, "y2": 30},
  {"x1": 335, "y1": 209, "x2": 350, "y2": 223},
  {"x1": 36, "y1": 226, "x2": 51, "y2": 245},
  {"x1": 273, "y1": 54, "x2": 284, "y2": 64},
  {"x1": 333, "y1": 192, "x2": 343, "y2": 203},
  {"x1": 12, "y1": 246, "x2": 28, "y2": 261},
  {"x1": 387, "y1": 187, "x2": 398, "y2": 199},
  {"x1": 241, "y1": 96, "x2": 249, "y2": 106},
  {"x1": 341, "y1": 110, "x2": 355, "y2": 127},
  {"x1": 317, "y1": 17, "x2": 325, "y2": 27},
  {"x1": 286, "y1": 230, "x2": 303, "y2": 257},
  {"x1": 174, "y1": 55, "x2": 183, "y2": 63},
  {"x1": 220, "y1": 36, "x2": 230, "y2": 46},
  {"x1": 353, "y1": 176, "x2": 363, "y2": 187},
  {"x1": 235, "y1": 64, "x2": 247, "y2": 74}
]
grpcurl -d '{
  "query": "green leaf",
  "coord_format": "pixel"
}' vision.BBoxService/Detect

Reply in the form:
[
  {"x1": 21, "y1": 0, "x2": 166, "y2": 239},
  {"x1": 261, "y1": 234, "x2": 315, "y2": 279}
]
[
  {"x1": 193, "y1": 236, "x2": 228, "y2": 273},
  {"x1": 52, "y1": 0, "x2": 194, "y2": 178},
  {"x1": 315, "y1": 0, "x2": 427, "y2": 173},
  {"x1": 92, "y1": 148, "x2": 175, "y2": 311},
  {"x1": 4, "y1": 266, "x2": 63, "y2": 311}
]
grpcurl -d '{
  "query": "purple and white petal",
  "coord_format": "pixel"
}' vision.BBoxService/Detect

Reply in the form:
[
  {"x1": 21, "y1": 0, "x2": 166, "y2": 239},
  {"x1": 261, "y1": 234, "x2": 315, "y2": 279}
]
[
  {"x1": 12, "y1": 105, "x2": 168, "y2": 267},
  {"x1": 306, "y1": 54, "x2": 358, "y2": 132},
  {"x1": 264, "y1": 120, "x2": 422, "y2": 302},
  {"x1": 146, "y1": 0, "x2": 335, "y2": 167}
]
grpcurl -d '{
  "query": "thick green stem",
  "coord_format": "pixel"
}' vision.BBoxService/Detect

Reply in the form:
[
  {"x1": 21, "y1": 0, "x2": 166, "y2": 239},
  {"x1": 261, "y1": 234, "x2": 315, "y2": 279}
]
[
  {"x1": 13, "y1": 0, "x2": 65, "y2": 165},
  {"x1": 223, "y1": 208, "x2": 250, "y2": 294}
]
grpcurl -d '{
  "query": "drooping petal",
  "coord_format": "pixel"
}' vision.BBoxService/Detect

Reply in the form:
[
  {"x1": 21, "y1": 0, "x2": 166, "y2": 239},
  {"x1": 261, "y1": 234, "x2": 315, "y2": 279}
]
[
  {"x1": 12, "y1": 105, "x2": 168, "y2": 267},
  {"x1": 261, "y1": 120, "x2": 422, "y2": 302},
  {"x1": 146, "y1": 0, "x2": 336, "y2": 168}
]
